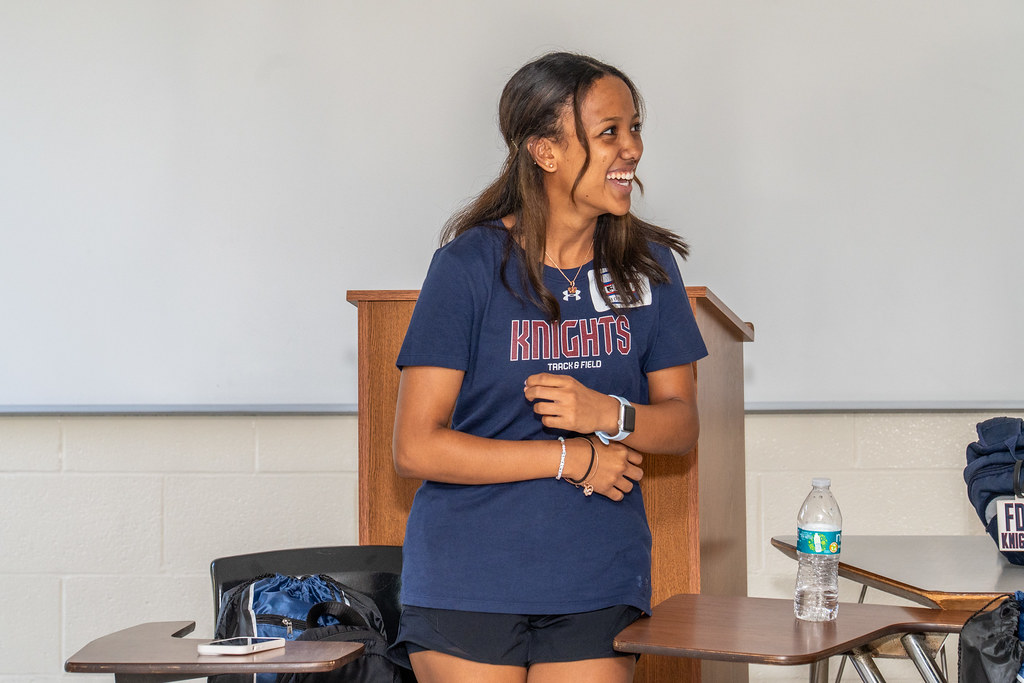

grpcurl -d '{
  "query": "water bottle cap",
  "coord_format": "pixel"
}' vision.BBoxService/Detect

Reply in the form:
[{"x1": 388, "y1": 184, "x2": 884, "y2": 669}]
[{"x1": 811, "y1": 477, "x2": 831, "y2": 488}]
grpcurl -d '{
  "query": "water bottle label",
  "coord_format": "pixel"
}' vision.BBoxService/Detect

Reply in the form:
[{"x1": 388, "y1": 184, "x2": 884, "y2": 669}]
[{"x1": 798, "y1": 528, "x2": 841, "y2": 555}]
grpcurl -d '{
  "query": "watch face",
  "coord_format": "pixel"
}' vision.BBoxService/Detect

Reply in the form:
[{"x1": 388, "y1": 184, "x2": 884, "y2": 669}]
[{"x1": 621, "y1": 404, "x2": 636, "y2": 433}]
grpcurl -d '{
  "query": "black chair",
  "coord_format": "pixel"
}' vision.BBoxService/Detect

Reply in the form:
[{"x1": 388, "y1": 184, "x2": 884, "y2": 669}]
[{"x1": 210, "y1": 545, "x2": 410, "y2": 680}]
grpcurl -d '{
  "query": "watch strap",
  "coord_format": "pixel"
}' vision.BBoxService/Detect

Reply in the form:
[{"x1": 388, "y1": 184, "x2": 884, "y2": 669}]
[{"x1": 595, "y1": 395, "x2": 633, "y2": 445}]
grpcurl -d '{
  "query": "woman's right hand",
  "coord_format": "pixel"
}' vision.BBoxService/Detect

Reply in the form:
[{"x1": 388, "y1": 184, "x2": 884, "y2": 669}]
[{"x1": 564, "y1": 437, "x2": 643, "y2": 501}]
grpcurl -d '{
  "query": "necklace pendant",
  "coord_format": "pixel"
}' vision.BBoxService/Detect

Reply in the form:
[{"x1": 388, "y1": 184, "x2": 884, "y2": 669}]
[{"x1": 545, "y1": 246, "x2": 593, "y2": 304}]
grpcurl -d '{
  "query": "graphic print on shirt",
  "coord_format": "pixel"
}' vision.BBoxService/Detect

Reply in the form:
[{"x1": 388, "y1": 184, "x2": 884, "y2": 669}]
[
  {"x1": 508, "y1": 267, "x2": 655, "y2": 370},
  {"x1": 588, "y1": 268, "x2": 652, "y2": 313},
  {"x1": 509, "y1": 315, "x2": 631, "y2": 371}
]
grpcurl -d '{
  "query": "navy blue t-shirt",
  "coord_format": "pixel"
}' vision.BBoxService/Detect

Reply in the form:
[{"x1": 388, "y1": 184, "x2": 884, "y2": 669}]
[{"x1": 396, "y1": 225, "x2": 708, "y2": 615}]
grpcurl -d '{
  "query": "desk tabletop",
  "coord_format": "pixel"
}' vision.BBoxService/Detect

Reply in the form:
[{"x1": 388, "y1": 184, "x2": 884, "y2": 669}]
[
  {"x1": 613, "y1": 594, "x2": 972, "y2": 666},
  {"x1": 65, "y1": 621, "x2": 363, "y2": 678},
  {"x1": 772, "y1": 535, "x2": 1023, "y2": 610}
]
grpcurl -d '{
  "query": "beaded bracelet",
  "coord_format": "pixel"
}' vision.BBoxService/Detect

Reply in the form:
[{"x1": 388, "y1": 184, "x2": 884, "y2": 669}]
[{"x1": 555, "y1": 436, "x2": 567, "y2": 480}]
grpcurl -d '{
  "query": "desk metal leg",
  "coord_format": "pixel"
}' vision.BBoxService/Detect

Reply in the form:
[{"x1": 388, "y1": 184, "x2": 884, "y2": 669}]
[
  {"x1": 809, "y1": 658, "x2": 829, "y2": 683},
  {"x1": 901, "y1": 633, "x2": 947, "y2": 683},
  {"x1": 849, "y1": 647, "x2": 887, "y2": 683},
  {"x1": 834, "y1": 585, "x2": 871, "y2": 683}
]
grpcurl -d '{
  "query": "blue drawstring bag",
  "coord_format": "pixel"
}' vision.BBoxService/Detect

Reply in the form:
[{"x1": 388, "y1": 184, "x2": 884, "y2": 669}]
[
  {"x1": 963, "y1": 418, "x2": 1024, "y2": 565},
  {"x1": 211, "y1": 573, "x2": 399, "y2": 683}
]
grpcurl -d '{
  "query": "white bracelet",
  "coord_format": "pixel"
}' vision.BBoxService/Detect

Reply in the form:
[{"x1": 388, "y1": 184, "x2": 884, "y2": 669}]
[{"x1": 555, "y1": 436, "x2": 566, "y2": 480}]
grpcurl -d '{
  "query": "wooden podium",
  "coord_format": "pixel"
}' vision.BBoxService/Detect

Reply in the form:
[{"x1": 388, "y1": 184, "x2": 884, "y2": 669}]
[{"x1": 347, "y1": 288, "x2": 754, "y2": 683}]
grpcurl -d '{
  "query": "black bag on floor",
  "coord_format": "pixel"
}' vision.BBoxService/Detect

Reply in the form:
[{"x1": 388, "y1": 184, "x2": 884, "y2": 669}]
[{"x1": 959, "y1": 593, "x2": 1024, "y2": 683}]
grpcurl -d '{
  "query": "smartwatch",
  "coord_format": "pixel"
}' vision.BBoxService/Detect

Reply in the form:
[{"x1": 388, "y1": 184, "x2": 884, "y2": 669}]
[{"x1": 596, "y1": 395, "x2": 635, "y2": 445}]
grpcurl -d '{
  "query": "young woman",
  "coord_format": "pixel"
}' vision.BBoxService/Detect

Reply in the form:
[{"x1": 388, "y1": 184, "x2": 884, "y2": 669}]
[{"x1": 388, "y1": 52, "x2": 708, "y2": 683}]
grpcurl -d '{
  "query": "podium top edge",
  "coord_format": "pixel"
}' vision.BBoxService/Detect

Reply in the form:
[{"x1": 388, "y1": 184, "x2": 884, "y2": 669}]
[
  {"x1": 346, "y1": 290, "x2": 421, "y2": 304},
  {"x1": 685, "y1": 287, "x2": 755, "y2": 342}
]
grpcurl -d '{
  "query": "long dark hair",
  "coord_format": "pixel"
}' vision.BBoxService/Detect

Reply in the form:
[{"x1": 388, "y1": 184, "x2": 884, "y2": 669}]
[{"x1": 441, "y1": 51, "x2": 690, "y2": 321}]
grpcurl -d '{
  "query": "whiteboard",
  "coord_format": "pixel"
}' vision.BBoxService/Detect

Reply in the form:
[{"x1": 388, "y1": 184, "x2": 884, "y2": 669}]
[{"x1": 1, "y1": 0, "x2": 1022, "y2": 412}]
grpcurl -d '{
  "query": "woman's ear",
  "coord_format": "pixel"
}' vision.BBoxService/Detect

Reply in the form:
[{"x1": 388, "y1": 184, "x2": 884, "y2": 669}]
[{"x1": 529, "y1": 138, "x2": 558, "y2": 173}]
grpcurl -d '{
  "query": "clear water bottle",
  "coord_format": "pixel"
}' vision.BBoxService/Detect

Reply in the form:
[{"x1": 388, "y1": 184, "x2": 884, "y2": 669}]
[{"x1": 794, "y1": 477, "x2": 842, "y2": 621}]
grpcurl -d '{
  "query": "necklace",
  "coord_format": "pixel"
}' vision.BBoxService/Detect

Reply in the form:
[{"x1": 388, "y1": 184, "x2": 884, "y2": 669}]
[{"x1": 545, "y1": 244, "x2": 593, "y2": 302}]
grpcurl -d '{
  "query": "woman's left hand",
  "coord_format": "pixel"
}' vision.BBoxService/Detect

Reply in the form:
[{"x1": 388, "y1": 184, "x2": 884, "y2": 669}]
[{"x1": 523, "y1": 372, "x2": 618, "y2": 435}]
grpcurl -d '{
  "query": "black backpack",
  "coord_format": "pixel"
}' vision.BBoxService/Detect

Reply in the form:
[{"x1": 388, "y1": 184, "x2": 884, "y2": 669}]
[
  {"x1": 276, "y1": 599, "x2": 399, "y2": 683},
  {"x1": 210, "y1": 573, "x2": 401, "y2": 683},
  {"x1": 958, "y1": 593, "x2": 1024, "y2": 683}
]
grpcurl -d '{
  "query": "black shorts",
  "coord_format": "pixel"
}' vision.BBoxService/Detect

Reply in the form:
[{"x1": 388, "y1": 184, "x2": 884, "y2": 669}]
[{"x1": 387, "y1": 604, "x2": 644, "y2": 668}]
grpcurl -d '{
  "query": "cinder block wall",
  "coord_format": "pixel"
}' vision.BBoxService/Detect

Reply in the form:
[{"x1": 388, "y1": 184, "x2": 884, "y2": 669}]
[
  {"x1": 0, "y1": 415, "x2": 360, "y2": 683},
  {"x1": 1, "y1": 411, "x2": 1018, "y2": 682}
]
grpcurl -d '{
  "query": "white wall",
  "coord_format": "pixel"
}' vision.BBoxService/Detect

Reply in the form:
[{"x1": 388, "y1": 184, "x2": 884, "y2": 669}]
[
  {"x1": 2, "y1": 1, "x2": 1022, "y2": 410},
  {"x1": 3, "y1": 411, "x2": 1019, "y2": 682}
]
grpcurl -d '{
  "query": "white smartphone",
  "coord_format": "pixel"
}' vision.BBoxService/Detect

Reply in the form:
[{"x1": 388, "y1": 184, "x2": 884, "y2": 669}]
[{"x1": 197, "y1": 636, "x2": 286, "y2": 656}]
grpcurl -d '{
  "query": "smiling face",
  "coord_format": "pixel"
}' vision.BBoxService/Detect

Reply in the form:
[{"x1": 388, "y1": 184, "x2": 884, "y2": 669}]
[{"x1": 543, "y1": 75, "x2": 644, "y2": 223}]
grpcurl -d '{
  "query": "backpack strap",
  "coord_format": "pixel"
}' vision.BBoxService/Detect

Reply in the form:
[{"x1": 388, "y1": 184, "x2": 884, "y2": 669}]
[
  {"x1": 305, "y1": 600, "x2": 372, "y2": 631},
  {"x1": 1015, "y1": 460, "x2": 1024, "y2": 499}
]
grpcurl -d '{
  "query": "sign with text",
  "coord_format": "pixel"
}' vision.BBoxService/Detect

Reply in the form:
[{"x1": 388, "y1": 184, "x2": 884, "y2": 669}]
[{"x1": 996, "y1": 498, "x2": 1024, "y2": 551}]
